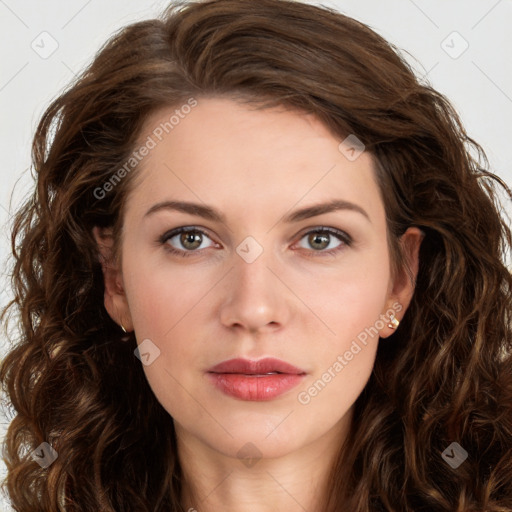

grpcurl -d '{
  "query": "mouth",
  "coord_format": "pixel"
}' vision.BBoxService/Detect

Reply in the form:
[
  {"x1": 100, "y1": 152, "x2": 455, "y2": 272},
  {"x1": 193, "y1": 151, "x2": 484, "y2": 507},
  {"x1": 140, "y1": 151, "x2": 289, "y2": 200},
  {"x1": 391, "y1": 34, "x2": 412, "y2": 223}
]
[{"x1": 206, "y1": 357, "x2": 307, "y2": 401}]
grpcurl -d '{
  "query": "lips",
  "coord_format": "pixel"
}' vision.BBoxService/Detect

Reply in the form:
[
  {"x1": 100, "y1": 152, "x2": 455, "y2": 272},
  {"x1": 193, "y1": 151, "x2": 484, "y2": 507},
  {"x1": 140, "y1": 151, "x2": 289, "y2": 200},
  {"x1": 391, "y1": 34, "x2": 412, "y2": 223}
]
[
  {"x1": 207, "y1": 357, "x2": 306, "y2": 375},
  {"x1": 206, "y1": 357, "x2": 306, "y2": 401}
]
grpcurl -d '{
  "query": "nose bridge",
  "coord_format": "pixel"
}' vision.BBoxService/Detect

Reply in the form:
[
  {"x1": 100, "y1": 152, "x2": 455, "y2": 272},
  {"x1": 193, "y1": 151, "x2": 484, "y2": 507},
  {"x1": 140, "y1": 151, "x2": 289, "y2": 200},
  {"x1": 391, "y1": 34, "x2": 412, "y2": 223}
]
[
  {"x1": 232, "y1": 234, "x2": 276, "y2": 300},
  {"x1": 219, "y1": 234, "x2": 288, "y2": 330}
]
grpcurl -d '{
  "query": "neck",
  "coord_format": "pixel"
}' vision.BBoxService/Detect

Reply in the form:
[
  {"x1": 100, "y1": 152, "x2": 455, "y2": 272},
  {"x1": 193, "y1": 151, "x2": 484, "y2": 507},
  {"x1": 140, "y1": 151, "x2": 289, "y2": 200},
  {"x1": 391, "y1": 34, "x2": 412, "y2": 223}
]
[{"x1": 176, "y1": 412, "x2": 351, "y2": 512}]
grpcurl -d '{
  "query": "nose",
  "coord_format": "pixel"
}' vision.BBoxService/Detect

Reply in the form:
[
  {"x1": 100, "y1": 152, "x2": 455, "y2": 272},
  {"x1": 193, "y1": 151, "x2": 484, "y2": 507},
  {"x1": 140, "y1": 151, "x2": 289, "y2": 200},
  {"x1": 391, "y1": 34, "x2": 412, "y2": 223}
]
[{"x1": 219, "y1": 244, "x2": 292, "y2": 333}]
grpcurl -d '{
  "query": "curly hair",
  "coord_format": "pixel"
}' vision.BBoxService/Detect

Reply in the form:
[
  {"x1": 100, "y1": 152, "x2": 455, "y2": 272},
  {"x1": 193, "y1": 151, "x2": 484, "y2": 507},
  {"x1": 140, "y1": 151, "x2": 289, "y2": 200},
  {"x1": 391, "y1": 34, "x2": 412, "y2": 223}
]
[{"x1": 1, "y1": 0, "x2": 511, "y2": 510}]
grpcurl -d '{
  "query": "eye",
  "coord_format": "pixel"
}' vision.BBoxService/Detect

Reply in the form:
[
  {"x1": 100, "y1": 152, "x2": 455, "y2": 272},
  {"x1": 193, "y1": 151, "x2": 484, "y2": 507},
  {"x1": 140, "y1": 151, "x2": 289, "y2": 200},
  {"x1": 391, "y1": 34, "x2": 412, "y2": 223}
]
[
  {"x1": 159, "y1": 227, "x2": 216, "y2": 257},
  {"x1": 294, "y1": 227, "x2": 352, "y2": 257},
  {"x1": 158, "y1": 226, "x2": 352, "y2": 259}
]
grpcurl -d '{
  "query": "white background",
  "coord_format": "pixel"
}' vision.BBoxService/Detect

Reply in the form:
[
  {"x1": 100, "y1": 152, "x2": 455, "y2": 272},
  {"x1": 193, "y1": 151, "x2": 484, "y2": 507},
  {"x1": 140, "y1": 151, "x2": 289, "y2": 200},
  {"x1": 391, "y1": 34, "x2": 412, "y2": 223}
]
[{"x1": 1, "y1": 0, "x2": 511, "y2": 509}]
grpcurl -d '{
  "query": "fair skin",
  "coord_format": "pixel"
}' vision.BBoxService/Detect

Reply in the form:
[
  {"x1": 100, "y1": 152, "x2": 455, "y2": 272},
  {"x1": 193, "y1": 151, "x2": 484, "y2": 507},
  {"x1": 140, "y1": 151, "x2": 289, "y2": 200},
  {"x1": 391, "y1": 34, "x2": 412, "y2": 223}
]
[{"x1": 93, "y1": 97, "x2": 423, "y2": 512}]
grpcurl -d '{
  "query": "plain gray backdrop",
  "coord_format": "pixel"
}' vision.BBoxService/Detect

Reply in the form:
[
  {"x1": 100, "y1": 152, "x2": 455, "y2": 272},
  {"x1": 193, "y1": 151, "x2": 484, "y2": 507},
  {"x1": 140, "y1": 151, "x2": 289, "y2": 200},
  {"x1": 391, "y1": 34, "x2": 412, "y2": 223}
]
[{"x1": 0, "y1": 0, "x2": 511, "y2": 509}]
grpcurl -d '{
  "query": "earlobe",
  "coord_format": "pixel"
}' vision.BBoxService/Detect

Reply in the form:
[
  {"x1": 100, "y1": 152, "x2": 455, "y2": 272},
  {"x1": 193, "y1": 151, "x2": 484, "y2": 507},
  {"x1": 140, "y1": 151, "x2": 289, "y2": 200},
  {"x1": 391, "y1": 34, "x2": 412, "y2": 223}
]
[{"x1": 92, "y1": 226, "x2": 134, "y2": 333}]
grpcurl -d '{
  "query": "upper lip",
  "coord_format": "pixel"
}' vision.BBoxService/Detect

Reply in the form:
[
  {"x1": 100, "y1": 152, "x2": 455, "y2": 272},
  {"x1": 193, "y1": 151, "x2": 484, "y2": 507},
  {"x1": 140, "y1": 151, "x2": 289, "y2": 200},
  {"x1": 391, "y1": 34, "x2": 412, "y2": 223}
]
[{"x1": 207, "y1": 357, "x2": 306, "y2": 375}]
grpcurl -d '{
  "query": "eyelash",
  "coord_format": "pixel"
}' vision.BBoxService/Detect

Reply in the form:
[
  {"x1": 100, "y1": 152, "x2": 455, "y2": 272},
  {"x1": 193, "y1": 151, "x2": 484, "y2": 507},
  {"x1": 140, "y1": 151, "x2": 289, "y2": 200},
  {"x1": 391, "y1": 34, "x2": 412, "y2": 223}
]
[{"x1": 158, "y1": 226, "x2": 353, "y2": 259}]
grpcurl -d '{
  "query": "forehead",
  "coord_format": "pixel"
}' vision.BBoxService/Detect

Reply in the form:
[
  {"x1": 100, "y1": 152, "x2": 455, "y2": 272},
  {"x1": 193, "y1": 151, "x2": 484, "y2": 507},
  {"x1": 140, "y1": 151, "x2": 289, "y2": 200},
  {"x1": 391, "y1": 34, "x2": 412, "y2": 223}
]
[{"x1": 124, "y1": 97, "x2": 384, "y2": 227}]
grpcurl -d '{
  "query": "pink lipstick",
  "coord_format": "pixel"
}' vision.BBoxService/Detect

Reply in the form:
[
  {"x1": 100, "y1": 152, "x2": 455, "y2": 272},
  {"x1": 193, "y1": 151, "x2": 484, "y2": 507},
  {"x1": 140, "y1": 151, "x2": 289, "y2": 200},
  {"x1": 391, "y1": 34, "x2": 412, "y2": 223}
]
[{"x1": 206, "y1": 357, "x2": 306, "y2": 401}]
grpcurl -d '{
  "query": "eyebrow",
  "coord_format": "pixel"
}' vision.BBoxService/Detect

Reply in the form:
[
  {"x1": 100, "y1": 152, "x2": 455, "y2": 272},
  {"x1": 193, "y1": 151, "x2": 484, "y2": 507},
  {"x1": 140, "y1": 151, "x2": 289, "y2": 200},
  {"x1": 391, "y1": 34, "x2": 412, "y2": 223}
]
[{"x1": 144, "y1": 199, "x2": 371, "y2": 224}]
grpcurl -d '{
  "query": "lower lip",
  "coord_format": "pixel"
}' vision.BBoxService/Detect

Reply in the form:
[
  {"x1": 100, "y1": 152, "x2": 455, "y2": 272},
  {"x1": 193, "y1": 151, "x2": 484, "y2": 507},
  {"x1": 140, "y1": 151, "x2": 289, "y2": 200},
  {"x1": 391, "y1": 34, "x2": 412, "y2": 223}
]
[{"x1": 207, "y1": 372, "x2": 305, "y2": 401}]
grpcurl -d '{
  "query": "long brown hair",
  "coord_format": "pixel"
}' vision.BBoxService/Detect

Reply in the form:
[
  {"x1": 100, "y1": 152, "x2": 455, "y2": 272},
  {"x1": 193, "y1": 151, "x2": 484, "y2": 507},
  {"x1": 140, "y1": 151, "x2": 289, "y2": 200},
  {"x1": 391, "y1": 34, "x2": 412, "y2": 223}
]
[{"x1": 1, "y1": 0, "x2": 511, "y2": 510}]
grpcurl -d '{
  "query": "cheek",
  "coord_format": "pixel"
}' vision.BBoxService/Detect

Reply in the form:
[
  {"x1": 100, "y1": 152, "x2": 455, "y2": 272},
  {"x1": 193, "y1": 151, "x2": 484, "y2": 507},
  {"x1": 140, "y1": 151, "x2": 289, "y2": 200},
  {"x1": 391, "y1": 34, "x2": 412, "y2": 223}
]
[
  {"x1": 122, "y1": 259, "x2": 216, "y2": 363},
  {"x1": 306, "y1": 253, "x2": 391, "y2": 344},
  {"x1": 124, "y1": 260, "x2": 208, "y2": 338},
  {"x1": 122, "y1": 266, "x2": 206, "y2": 416},
  {"x1": 296, "y1": 253, "x2": 390, "y2": 399},
  {"x1": 294, "y1": 275, "x2": 387, "y2": 422}
]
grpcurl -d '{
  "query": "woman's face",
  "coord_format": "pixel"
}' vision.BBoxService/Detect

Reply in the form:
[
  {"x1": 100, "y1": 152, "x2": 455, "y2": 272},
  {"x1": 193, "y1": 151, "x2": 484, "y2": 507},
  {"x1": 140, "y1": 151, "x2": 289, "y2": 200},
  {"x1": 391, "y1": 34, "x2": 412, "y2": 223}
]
[{"x1": 98, "y1": 97, "x2": 421, "y2": 461}]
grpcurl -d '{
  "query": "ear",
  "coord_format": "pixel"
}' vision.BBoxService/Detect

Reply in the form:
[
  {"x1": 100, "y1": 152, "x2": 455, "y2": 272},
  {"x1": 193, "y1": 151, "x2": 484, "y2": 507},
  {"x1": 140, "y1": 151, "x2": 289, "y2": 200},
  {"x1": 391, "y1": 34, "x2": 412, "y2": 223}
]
[
  {"x1": 92, "y1": 226, "x2": 133, "y2": 333},
  {"x1": 379, "y1": 226, "x2": 424, "y2": 338}
]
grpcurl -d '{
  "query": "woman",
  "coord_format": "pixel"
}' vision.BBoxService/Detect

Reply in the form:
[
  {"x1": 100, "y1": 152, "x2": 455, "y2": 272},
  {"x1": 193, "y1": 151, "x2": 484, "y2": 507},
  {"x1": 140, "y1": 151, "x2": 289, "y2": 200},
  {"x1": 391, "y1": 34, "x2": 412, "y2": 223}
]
[{"x1": 1, "y1": 0, "x2": 511, "y2": 510}]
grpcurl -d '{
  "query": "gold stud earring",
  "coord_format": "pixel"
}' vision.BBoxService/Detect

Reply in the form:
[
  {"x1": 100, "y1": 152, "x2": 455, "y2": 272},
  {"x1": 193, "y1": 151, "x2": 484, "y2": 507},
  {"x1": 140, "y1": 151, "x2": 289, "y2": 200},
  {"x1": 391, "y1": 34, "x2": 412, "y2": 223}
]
[
  {"x1": 120, "y1": 323, "x2": 127, "y2": 333},
  {"x1": 387, "y1": 315, "x2": 400, "y2": 330}
]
